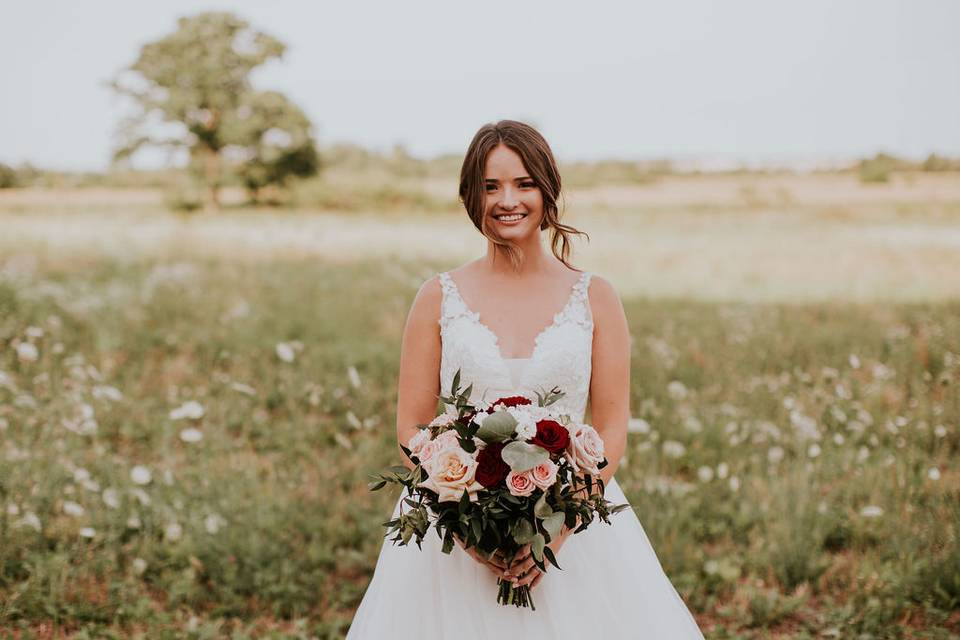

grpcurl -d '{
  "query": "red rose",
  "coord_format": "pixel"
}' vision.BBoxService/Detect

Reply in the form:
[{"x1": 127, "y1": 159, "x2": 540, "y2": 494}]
[
  {"x1": 486, "y1": 395, "x2": 532, "y2": 413},
  {"x1": 530, "y1": 419, "x2": 570, "y2": 454},
  {"x1": 475, "y1": 442, "x2": 510, "y2": 488}
]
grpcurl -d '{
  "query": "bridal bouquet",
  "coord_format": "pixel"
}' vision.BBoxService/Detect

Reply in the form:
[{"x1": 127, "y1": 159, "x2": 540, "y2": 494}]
[{"x1": 369, "y1": 368, "x2": 629, "y2": 609}]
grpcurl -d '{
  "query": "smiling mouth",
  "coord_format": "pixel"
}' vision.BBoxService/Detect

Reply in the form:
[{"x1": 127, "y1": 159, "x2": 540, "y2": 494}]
[{"x1": 494, "y1": 213, "x2": 527, "y2": 221}]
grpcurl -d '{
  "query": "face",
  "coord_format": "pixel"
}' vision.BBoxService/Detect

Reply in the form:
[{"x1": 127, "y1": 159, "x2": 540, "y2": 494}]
[{"x1": 483, "y1": 143, "x2": 544, "y2": 238}]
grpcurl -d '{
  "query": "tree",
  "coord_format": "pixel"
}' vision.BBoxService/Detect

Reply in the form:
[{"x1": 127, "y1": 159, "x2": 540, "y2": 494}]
[
  {"x1": 221, "y1": 90, "x2": 320, "y2": 203},
  {"x1": 110, "y1": 12, "x2": 317, "y2": 209}
]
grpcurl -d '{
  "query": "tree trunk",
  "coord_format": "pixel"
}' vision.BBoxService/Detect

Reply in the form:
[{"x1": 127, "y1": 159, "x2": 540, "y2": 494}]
[{"x1": 202, "y1": 146, "x2": 221, "y2": 212}]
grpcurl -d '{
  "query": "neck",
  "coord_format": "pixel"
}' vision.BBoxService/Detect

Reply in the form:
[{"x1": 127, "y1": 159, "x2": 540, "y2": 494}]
[{"x1": 484, "y1": 233, "x2": 555, "y2": 277}]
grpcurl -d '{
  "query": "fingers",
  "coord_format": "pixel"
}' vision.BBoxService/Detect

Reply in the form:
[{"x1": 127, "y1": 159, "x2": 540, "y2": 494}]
[
  {"x1": 504, "y1": 553, "x2": 540, "y2": 587},
  {"x1": 530, "y1": 571, "x2": 544, "y2": 590}
]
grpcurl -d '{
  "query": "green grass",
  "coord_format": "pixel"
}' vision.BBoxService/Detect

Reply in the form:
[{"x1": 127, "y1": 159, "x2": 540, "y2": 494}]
[{"x1": 0, "y1": 253, "x2": 957, "y2": 638}]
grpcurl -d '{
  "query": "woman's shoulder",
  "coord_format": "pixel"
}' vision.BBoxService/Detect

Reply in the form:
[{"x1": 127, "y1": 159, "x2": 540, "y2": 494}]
[{"x1": 582, "y1": 271, "x2": 624, "y2": 321}]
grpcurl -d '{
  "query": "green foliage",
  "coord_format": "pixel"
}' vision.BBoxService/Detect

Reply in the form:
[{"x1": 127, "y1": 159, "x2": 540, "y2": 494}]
[
  {"x1": 0, "y1": 253, "x2": 957, "y2": 635},
  {"x1": 0, "y1": 163, "x2": 18, "y2": 188},
  {"x1": 222, "y1": 90, "x2": 320, "y2": 202}
]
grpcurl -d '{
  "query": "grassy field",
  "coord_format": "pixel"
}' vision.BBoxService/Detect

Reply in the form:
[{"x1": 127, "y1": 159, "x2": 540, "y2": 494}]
[{"x1": 0, "y1": 173, "x2": 958, "y2": 638}]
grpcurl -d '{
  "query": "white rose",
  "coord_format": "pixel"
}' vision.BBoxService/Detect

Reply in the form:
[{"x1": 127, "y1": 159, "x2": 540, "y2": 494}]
[
  {"x1": 418, "y1": 445, "x2": 483, "y2": 503},
  {"x1": 407, "y1": 428, "x2": 432, "y2": 455},
  {"x1": 429, "y1": 407, "x2": 458, "y2": 428},
  {"x1": 566, "y1": 422, "x2": 605, "y2": 476}
]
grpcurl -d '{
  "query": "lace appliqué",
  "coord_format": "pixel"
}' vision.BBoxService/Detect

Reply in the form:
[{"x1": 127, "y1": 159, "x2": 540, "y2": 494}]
[{"x1": 438, "y1": 271, "x2": 594, "y2": 423}]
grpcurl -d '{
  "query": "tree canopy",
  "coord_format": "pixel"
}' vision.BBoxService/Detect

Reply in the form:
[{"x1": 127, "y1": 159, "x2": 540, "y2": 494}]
[{"x1": 111, "y1": 11, "x2": 318, "y2": 209}]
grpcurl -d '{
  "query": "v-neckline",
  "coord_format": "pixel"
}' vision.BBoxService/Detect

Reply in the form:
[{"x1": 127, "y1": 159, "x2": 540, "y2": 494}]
[{"x1": 444, "y1": 271, "x2": 588, "y2": 362}]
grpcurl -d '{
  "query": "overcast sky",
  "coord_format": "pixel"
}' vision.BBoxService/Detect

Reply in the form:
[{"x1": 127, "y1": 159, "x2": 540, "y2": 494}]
[{"x1": 2, "y1": 0, "x2": 958, "y2": 170}]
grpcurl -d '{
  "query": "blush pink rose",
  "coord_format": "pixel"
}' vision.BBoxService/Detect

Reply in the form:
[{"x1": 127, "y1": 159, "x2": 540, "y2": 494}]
[
  {"x1": 505, "y1": 470, "x2": 536, "y2": 497},
  {"x1": 418, "y1": 446, "x2": 483, "y2": 502},
  {"x1": 566, "y1": 423, "x2": 606, "y2": 476},
  {"x1": 530, "y1": 460, "x2": 559, "y2": 490},
  {"x1": 417, "y1": 439, "x2": 439, "y2": 464},
  {"x1": 407, "y1": 429, "x2": 431, "y2": 455},
  {"x1": 434, "y1": 429, "x2": 459, "y2": 449}
]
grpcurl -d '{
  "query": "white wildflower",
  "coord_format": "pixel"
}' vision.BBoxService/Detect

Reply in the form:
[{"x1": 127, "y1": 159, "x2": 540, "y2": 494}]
[
  {"x1": 860, "y1": 505, "x2": 884, "y2": 518},
  {"x1": 169, "y1": 400, "x2": 204, "y2": 421},
  {"x1": 102, "y1": 488, "x2": 120, "y2": 509},
  {"x1": 204, "y1": 513, "x2": 226, "y2": 535},
  {"x1": 179, "y1": 427, "x2": 203, "y2": 443},
  {"x1": 132, "y1": 557, "x2": 147, "y2": 575},
  {"x1": 7, "y1": 502, "x2": 20, "y2": 516},
  {"x1": 25, "y1": 326, "x2": 44, "y2": 339},
  {"x1": 790, "y1": 410, "x2": 820, "y2": 441},
  {"x1": 667, "y1": 380, "x2": 688, "y2": 400},
  {"x1": 833, "y1": 433, "x2": 845, "y2": 445},
  {"x1": 164, "y1": 521, "x2": 183, "y2": 542},
  {"x1": 934, "y1": 424, "x2": 947, "y2": 438},
  {"x1": 927, "y1": 467, "x2": 941, "y2": 481},
  {"x1": 163, "y1": 469, "x2": 175, "y2": 486},
  {"x1": 79, "y1": 527, "x2": 96, "y2": 539},
  {"x1": 808, "y1": 443, "x2": 822, "y2": 458},
  {"x1": 856, "y1": 446, "x2": 870, "y2": 463},
  {"x1": 126, "y1": 515, "x2": 142, "y2": 529},
  {"x1": 16, "y1": 342, "x2": 39, "y2": 363},
  {"x1": 345, "y1": 411, "x2": 362, "y2": 430},
  {"x1": 662, "y1": 440, "x2": 686, "y2": 459},
  {"x1": 683, "y1": 415, "x2": 703, "y2": 433},
  {"x1": 628, "y1": 418, "x2": 650, "y2": 434},
  {"x1": 92, "y1": 385, "x2": 123, "y2": 402},
  {"x1": 130, "y1": 465, "x2": 152, "y2": 485},
  {"x1": 62, "y1": 501, "x2": 85, "y2": 517},
  {"x1": 767, "y1": 446, "x2": 785, "y2": 464},
  {"x1": 697, "y1": 466, "x2": 714, "y2": 482},
  {"x1": 849, "y1": 354, "x2": 861, "y2": 369},
  {"x1": 275, "y1": 342, "x2": 296, "y2": 363},
  {"x1": 230, "y1": 381, "x2": 256, "y2": 396},
  {"x1": 18, "y1": 511, "x2": 41, "y2": 531},
  {"x1": 716, "y1": 462, "x2": 729, "y2": 479},
  {"x1": 347, "y1": 365, "x2": 362, "y2": 389}
]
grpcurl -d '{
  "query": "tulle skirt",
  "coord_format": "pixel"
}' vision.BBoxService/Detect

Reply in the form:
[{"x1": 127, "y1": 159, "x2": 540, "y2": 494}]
[{"x1": 346, "y1": 477, "x2": 704, "y2": 639}]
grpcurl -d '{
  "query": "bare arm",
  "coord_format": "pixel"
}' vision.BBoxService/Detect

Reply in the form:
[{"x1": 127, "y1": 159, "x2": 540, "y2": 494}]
[
  {"x1": 587, "y1": 275, "x2": 631, "y2": 489},
  {"x1": 395, "y1": 276, "x2": 443, "y2": 471}
]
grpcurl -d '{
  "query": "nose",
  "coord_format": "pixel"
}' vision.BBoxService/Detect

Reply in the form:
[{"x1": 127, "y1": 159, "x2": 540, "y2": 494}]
[{"x1": 499, "y1": 185, "x2": 519, "y2": 210}]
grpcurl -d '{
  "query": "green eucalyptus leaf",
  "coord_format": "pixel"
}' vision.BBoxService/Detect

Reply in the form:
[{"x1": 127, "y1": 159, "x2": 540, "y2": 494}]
[
  {"x1": 512, "y1": 519, "x2": 535, "y2": 545},
  {"x1": 542, "y1": 512, "x2": 565, "y2": 540},
  {"x1": 534, "y1": 493, "x2": 553, "y2": 520},
  {"x1": 501, "y1": 441, "x2": 549, "y2": 472},
  {"x1": 531, "y1": 533, "x2": 545, "y2": 562},
  {"x1": 476, "y1": 410, "x2": 517, "y2": 443}
]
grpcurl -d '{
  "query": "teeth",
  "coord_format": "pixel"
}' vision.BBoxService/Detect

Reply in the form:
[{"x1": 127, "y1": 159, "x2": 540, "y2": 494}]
[{"x1": 496, "y1": 214, "x2": 525, "y2": 221}]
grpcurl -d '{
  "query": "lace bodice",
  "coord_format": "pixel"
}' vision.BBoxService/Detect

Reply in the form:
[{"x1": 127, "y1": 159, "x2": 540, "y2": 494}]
[{"x1": 438, "y1": 270, "x2": 594, "y2": 423}]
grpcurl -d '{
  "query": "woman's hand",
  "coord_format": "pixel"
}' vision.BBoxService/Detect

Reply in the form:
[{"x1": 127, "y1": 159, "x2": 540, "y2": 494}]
[
  {"x1": 453, "y1": 534, "x2": 510, "y2": 580},
  {"x1": 503, "y1": 526, "x2": 572, "y2": 590}
]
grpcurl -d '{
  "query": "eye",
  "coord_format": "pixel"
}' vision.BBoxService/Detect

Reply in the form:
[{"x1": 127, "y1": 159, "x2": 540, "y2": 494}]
[
  {"x1": 485, "y1": 184, "x2": 498, "y2": 192},
  {"x1": 521, "y1": 181, "x2": 536, "y2": 189}
]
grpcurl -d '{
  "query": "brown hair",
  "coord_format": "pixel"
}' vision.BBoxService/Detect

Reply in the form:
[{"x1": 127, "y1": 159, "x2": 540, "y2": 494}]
[{"x1": 459, "y1": 119, "x2": 589, "y2": 272}]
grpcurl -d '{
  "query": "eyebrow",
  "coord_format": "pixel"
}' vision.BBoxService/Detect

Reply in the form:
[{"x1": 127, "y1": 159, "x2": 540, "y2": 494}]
[{"x1": 484, "y1": 176, "x2": 533, "y2": 183}]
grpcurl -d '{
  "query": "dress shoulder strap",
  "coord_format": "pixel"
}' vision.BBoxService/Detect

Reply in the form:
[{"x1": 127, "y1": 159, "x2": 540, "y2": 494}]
[
  {"x1": 437, "y1": 272, "x2": 471, "y2": 326},
  {"x1": 563, "y1": 271, "x2": 593, "y2": 327}
]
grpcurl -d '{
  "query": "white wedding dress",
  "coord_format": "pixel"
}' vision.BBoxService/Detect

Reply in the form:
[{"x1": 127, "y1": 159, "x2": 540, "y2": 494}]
[{"x1": 346, "y1": 270, "x2": 704, "y2": 639}]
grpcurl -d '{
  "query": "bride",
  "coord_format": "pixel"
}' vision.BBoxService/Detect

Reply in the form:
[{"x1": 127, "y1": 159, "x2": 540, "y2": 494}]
[{"x1": 347, "y1": 120, "x2": 704, "y2": 638}]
